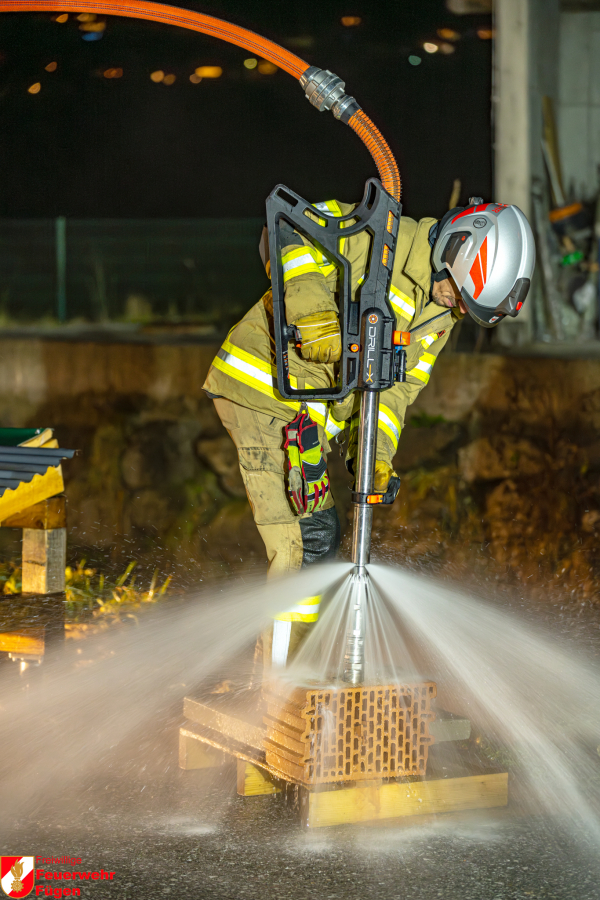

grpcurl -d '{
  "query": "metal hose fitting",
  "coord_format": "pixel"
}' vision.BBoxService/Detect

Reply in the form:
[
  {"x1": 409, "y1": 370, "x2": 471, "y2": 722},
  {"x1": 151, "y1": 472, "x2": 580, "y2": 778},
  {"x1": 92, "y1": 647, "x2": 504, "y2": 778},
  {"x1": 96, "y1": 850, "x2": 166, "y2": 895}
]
[{"x1": 299, "y1": 66, "x2": 361, "y2": 122}]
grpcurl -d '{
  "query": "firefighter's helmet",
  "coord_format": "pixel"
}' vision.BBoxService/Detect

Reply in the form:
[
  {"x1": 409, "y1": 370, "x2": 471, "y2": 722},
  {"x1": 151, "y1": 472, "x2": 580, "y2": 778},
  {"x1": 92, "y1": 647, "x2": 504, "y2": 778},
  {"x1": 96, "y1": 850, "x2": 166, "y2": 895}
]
[{"x1": 430, "y1": 200, "x2": 536, "y2": 327}]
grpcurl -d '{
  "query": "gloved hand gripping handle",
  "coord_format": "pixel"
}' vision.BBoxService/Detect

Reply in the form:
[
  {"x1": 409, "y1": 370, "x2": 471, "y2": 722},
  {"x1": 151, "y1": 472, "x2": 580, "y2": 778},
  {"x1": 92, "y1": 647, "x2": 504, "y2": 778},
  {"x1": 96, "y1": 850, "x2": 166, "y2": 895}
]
[{"x1": 267, "y1": 178, "x2": 404, "y2": 402}]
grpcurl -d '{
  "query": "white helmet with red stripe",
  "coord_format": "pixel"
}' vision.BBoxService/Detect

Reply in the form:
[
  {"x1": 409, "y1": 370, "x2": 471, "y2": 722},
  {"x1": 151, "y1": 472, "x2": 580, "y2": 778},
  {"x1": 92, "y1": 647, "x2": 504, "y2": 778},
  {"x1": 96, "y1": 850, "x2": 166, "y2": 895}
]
[{"x1": 430, "y1": 200, "x2": 536, "y2": 327}]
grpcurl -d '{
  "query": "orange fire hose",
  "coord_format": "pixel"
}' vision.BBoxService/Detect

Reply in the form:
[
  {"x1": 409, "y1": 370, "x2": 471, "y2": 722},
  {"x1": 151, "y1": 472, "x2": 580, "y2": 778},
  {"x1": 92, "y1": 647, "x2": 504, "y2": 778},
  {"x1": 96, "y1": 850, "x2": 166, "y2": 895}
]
[{"x1": 0, "y1": 0, "x2": 401, "y2": 200}]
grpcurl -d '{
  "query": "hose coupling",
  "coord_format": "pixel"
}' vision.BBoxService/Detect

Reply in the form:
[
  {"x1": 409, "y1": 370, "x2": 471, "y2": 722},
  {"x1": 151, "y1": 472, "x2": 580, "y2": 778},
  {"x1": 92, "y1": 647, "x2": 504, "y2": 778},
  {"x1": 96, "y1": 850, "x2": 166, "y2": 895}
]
[{"x1": 299, "y1": 66, "x2": 361, "y2": 123}]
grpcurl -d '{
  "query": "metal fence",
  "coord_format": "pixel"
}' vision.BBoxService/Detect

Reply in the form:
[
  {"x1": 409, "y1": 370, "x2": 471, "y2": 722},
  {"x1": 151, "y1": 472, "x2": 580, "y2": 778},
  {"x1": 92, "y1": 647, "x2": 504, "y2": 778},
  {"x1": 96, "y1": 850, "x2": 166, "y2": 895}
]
[{"x1": 0, "y1": 218, "x2": 268, "y2": 329}]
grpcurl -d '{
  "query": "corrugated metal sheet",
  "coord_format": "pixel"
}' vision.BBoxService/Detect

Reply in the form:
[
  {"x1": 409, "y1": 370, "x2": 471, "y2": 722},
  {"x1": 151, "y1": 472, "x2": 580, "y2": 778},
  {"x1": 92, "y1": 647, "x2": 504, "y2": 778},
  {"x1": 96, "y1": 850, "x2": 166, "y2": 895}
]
[{"x1": 0, "y1": 447, "x2": 76, "y2": 496}]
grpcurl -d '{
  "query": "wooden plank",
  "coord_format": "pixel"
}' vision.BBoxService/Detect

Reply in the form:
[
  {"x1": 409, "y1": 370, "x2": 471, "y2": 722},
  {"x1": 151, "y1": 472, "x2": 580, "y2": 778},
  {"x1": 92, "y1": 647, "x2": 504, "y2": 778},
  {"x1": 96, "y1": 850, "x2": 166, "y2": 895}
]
[
  {"x1": 178, "y1": 728, "x2": 223, "y2": 770},
  {"x1": 0, "y1": 627, "x2": 45, "y2": 656},
  {"x1": 183, "y1": 696, "x2": 265, "y2": 751},
  {"x1": 22, "y1": 527, "x2": 66, "y2": 594},
  {"x1": 0, "y1": 466, "x2": 64, "y2": 523},
  {"x1": 236, "y1": 759, "x2": 281, "y2": 796},
  {"x1": 303, "y1": 772, "x2": 509, "y2": 829},
  {"x1": 2, "y1": 495, "x2": 66, "y2": 530}
]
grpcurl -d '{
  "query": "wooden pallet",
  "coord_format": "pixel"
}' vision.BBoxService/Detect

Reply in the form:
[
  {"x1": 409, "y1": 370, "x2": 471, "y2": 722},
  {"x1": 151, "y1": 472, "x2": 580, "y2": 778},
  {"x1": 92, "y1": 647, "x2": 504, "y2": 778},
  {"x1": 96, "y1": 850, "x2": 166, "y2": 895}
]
[{"x1": 179, "y1": 691, "x2": 507, "y2": 829}]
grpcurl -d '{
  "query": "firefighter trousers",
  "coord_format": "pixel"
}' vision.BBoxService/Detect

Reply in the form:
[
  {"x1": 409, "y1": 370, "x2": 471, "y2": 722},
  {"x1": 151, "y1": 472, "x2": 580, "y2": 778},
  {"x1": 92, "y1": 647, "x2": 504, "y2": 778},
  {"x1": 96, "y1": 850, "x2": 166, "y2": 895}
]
[
  {"x1": 213, "y1": 397, "x2": 341, "y2": 670},
  {"x1": 213, "y1": 397, "x2": 341, "y2": 575}
]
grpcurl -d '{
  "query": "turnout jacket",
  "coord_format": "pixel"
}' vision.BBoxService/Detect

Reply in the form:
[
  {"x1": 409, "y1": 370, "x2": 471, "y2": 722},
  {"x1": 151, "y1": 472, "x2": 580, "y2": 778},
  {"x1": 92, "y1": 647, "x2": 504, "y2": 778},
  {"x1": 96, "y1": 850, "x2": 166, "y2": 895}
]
[{"x1": 203, "y1": 200, "x2": 463, "y2": 466}]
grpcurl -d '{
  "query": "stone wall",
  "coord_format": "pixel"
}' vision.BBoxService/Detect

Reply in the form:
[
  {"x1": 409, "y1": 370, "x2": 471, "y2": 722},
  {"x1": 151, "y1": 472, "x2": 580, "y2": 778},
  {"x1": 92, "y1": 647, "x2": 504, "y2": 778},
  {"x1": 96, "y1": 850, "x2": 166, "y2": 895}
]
[{"x1": 0, "y1": 338, "x2": 598, "y2": 599}]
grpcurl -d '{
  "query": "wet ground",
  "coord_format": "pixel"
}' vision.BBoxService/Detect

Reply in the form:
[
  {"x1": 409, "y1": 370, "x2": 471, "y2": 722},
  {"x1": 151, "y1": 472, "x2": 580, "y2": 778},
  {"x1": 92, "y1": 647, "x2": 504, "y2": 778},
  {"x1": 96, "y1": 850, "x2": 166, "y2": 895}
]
[
  {"x1": 3, "y1": 747, "x2": 600, "y2": 900},
  {"x1": 1, "y1": 590, "x2": 600, "y2": 899}
]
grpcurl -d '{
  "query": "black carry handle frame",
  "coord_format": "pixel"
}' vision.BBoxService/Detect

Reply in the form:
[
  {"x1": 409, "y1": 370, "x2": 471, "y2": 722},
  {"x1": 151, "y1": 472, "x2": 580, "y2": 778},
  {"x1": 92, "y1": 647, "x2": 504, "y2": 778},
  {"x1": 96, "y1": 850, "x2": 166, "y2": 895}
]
[{"x1": 267, "y1": 178, "x2": 402, "y2": 402}]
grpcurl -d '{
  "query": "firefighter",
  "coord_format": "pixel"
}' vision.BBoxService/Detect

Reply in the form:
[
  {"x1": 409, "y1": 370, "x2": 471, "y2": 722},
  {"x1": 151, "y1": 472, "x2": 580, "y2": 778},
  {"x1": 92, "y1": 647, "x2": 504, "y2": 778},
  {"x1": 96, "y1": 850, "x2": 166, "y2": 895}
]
[{"x1": 203, "y1": 198, "x2": 535, "y2": 667}]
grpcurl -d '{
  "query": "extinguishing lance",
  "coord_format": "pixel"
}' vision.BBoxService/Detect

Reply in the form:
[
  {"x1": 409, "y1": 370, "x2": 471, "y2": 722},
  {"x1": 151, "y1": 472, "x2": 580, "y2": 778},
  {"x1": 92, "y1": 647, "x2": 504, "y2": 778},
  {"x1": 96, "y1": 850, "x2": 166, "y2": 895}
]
[{"x1": 2, "y1": 1, "x2": 405, "y2": 684}]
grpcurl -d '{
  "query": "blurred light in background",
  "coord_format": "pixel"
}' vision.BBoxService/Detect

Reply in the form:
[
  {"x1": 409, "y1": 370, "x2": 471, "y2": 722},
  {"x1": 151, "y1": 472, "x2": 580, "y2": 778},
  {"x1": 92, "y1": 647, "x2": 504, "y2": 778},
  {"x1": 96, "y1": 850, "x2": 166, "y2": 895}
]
[
  {"x1": 438, "y1": 42, "x2": 456, "y2": 55},
  {"x1": 28, "y1": 82, "x2": 41, "y2": 94},
  {"x1": 78, "y1": 12, "x2": 105, "y2": 40},
  {"x1": 163, "y1": 74, "x2": 176, "y2": 85},
  {"x1": 243, "y1": 58, "x2": 258, "y2": 70},
  {"x1": 477, "y1": 28, "x2": 494, "y2": 39},
  {"x1": 150, "y1": 70, "x2": 164, "y2": 83},
  {"x1": 408, "y1": 55, "x2": 422, "y2": 66},
  {"x1": 258, "y1": 60, "x2": 277, "y2": 75},
  {"x1": 45, "y1": 61, "x2": 58, "y2": 72},
  {"x1": 285, "y1": 36, "x2": 314, "y2": 49},
  {"x1": 341, "y1": 16, "x2": 362, "y2": 27},
  {"x1": 189, "y1": 73, "x2": 202, "y2": 83},
  {"x1": 423, "y1": 42, "x2": 438, "y2": 54},
  {"x1": 54, "y1": 13, "x2": 68, "y2": 23},
  {"x1": 104, "y1": 68, "x2": 123, "y2": 79},
  {"x1": 437, "y1": 28, "x2": 460, "y2": 41},
  {"x1": 195, "y1": 66, "x2": 222, "y2": 78}
]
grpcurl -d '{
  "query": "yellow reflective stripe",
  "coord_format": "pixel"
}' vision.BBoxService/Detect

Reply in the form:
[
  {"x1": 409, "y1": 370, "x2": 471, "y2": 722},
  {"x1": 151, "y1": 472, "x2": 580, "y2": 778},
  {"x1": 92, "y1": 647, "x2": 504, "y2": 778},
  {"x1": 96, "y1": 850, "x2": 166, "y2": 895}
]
[
  {"x1": 388, "y1": 285, "x2": 415, "y2": 321},
  {"x1": 313, "y1": 199, "x2": 347, "y2": 256},
  {"x1": 306, "y1": 401, "x2": 328, "y2": 428},
  {"x1": 420, "y1": 332, "x2": 440, "y2": 349},
  {"x1": 282, "y1": 246, "x2": 320, "y2": 282},
  {"x1": 214, "y1": 342, "x2": 298, "y2": 408},
  {"x1": 275, "y1": 595, "x2": 321, "y2": 623},
  {"x1": 212, "y1": 354, "x2": 297, "y2": 409},
  {"x1": 324, "y1": 411, "x2": 345, "y2": 440},
  {"x1": 221, "y1": 338, "x2": 273, "y2": 375},
  {"x1": 408, "y1": 351, "x2": 436, "y2": 384},
  {"x1": 314, "y1": 200, "x2": 342, "y2": 216},
  {"x1": 215, "y1": 341, "x2": 333, "y2": 424},
  {"x1": 318, "y1": 263, "x2": 336, "y2": 277},
  {"x1": 356, "y1": 272, "x2": 366, "y2": 287},
  {"x1": 378, "y1": 404, "x2": 401, "y2": 448}
]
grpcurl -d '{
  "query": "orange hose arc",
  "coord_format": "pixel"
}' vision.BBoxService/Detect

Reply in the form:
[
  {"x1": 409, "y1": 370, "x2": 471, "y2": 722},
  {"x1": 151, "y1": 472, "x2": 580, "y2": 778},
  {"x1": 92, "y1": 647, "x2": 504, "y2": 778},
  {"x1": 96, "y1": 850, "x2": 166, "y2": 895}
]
[
  {"x1": 0, "y1": 0, "x2": 401, "y2": 199},
  {"x1": 0, "y1": 0, "x2": 309, "y2": 77}
]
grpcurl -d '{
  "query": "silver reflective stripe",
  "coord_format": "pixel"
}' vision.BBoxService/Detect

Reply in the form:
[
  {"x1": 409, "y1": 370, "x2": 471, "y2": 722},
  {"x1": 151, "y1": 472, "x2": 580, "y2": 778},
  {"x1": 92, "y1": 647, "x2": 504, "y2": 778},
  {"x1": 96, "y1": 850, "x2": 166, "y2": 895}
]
[
  {"x1": 378, "y1": 407, "x2": 400, "y2": 445},
  {"x1": 389, "y1": 286, "x2": 415, "y2": 319},
  {"x1": 216, "y1": 347, "x2": 274, "y2": 389},
  {"x1": 282, "y1": 251, "x2": 318, "y2": 278},
  {"x1": 271, "y1": 620, "x2": 292, "y2": 668}
]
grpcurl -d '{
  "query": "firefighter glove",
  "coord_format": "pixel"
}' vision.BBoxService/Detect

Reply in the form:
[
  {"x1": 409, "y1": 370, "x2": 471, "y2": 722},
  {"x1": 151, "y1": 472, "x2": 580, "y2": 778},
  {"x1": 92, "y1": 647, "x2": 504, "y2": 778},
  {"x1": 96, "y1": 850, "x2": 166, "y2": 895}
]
[
  {"x1": 374, "y1": 460, "x2": 397, "y2": 492},
  {"x1": 294, "y1": 311, "x2": 342, "y2": 363}
]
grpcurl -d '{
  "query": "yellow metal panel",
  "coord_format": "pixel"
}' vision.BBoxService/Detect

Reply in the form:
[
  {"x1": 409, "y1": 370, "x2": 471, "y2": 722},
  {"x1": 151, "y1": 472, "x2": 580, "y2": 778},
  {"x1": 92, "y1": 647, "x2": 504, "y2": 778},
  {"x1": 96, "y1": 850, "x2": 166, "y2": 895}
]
[{"x1": 0, "y1": 467, "x2": 64, "y2": 523}]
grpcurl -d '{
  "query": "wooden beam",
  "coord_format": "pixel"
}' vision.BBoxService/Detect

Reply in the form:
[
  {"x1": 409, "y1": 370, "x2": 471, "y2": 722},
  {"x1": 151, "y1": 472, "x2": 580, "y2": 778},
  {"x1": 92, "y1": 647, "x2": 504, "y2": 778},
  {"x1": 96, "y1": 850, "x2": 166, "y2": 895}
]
[
  {"x1": 0, "y1": 627, "x2": 45, "y2": 656},
  {"x1": 22, "y1": 527, "x2": 66, "y2": 594},
  {"x1": 301, "y1": 772, "x2": 509, "y2": 829},
  {"x1": 237, "y1": 759, "x2": 281, "y2": 796},
  {"x1": 179, "y1": 728, "x2": 223, "y2": 770},
  {"x1": 183, "y1": 696, "x2": 265, "y2": 751},
  {"x1": 2, "y1": 495, "x2": 66, "y2": 530}
]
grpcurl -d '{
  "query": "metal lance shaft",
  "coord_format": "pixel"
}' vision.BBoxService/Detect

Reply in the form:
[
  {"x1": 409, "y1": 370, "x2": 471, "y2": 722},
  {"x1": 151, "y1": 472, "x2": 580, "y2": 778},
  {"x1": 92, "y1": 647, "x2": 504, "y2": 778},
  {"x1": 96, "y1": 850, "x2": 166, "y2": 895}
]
[{"x1": 343, "y1": 390, "x2": 379, "y2": 684}]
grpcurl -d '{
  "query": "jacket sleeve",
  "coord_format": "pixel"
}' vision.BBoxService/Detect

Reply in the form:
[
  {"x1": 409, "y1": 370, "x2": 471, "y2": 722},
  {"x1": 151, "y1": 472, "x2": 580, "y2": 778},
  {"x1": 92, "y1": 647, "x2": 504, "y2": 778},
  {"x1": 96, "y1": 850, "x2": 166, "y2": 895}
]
[
  {"x1": 274, "y1": 223, "x2": 338, "y2": 325},
  {"x1": 375, "y1": 329, "x2": 451, "y2": 464},
  {"x1": 345, "y1": 328, "x2": 451, "y2": 468}
]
